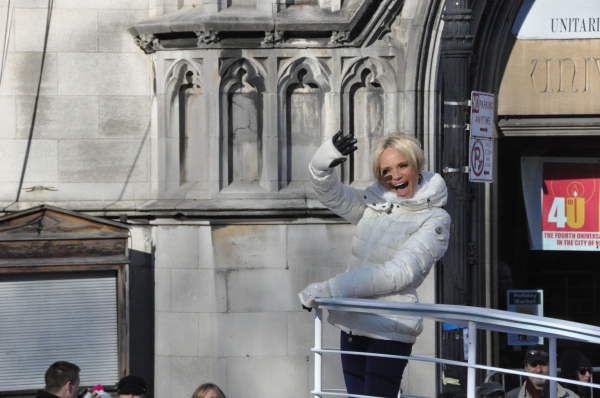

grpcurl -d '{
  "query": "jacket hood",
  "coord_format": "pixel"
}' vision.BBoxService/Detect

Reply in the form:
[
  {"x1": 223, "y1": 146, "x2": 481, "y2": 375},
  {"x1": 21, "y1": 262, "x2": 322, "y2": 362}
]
[{"x1": 364, "y1": 170, "x2": 448, "y2": 212}]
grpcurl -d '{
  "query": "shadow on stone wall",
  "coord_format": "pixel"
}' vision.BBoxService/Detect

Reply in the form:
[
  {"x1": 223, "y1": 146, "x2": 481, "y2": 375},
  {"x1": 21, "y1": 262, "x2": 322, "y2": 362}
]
[{"x1": 128, "y1": 248, "x2": 155, "y2": 397}]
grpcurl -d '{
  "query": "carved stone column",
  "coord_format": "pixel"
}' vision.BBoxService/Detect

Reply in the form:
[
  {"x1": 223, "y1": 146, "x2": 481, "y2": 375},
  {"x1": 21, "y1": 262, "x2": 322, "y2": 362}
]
[{"x1": 439, "y1": 0, "x2": 474, "y2": 392}]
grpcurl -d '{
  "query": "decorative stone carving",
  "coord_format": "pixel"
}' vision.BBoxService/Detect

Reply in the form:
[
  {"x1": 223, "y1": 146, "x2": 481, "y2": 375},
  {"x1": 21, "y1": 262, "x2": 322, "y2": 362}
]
[
  {"x1": 341, "y1": 57, "x2": 397, "y2": 183},
  {"x1": 134, "y1": 34, "x2": 160, "y2": 54},
  {"x1": 195, "y1": 30, "x2": 220, "y2": 46},
  {"x1": 330, "y1": 30, "x2": 350, "y2": 44},
  {"x1": 220, "y1": 59, "x2": 267, "y2": 190},
  {"x1": 262, "y1": 31, "x2": 284, "y2": 47},
  {"x1": 278, "y1": 58, "x2": 331, "y2": 186},
  {"x1": 163, "y1": 59, "x2": 207, "y2": 193}
]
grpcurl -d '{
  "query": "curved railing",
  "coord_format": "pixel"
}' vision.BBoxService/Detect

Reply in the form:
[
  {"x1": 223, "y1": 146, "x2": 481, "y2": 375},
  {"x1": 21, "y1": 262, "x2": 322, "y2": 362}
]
[{"x1": 311, "y1": 298, "x2": 600, "y2": 398}]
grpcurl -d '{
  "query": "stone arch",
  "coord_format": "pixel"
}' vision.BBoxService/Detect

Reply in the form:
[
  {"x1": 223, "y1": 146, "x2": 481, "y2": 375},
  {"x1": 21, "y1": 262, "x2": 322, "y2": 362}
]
[
  {"x1": 164, "y1": 58, "x2": 208, "y2": 193},
  {"x1": 219, "y1": 58, "x2": 267, "y2": 191},
  {"x1": 277, "y1": 57, "x2": 332, "y2": 188},
  {"x1": 341, "y1": 57, "x2": 397, "y2": 183}
]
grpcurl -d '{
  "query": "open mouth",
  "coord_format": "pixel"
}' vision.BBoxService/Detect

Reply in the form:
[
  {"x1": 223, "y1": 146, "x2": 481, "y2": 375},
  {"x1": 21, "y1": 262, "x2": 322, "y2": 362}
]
[{"x1": 394, "y1": 182, "x2": 408, "y2": 190}]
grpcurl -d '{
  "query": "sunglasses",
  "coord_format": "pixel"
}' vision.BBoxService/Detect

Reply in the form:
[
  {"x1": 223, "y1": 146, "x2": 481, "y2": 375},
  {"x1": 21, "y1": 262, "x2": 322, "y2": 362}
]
[
  {"x1": 529, "y1": 360, "x2": 548, "y2": 367},
  {"x1": 527, "y1": 350, "x2": 549, "y2": 357},
  {"x1": 579, "y1": 367, "x2": 593, "y2": 376}
]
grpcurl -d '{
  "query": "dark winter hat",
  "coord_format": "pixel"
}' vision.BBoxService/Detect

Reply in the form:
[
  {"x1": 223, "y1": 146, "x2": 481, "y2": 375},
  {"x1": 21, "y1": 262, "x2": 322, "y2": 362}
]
[
  {"x1": 524, "y1": 344, "x2": 550, "y2": 365},
  {"x1": 118, "y1": 375, "x2": 146, "y2": 395},
  {"x1": 560, "y1": 349, "x2": 592, "y2": 378},
  {"x1": 476, "y1": 382, "x2": 505, "y2": 398}
]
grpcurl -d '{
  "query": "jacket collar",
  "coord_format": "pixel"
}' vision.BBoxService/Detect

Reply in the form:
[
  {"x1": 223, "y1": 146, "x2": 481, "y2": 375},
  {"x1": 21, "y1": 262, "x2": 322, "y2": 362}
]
[{"x1": 363, "y1": 171, "x2": 448, "y2": 212}]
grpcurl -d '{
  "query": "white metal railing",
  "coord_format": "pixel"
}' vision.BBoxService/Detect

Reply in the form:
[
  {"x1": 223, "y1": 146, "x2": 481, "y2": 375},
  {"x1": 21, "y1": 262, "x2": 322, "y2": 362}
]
[{"x1": 312, "y1": 298, "x2": 600, "y2": 398}]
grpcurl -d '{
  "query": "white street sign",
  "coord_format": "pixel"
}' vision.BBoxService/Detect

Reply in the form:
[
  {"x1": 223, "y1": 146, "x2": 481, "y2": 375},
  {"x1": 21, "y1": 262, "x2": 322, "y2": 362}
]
[
  {"x1": 471, "y1": 91, "x2": 494, "y2": 139},
  {"x1": 469, "y1": 137, "x2": 493, "y2": 183}
]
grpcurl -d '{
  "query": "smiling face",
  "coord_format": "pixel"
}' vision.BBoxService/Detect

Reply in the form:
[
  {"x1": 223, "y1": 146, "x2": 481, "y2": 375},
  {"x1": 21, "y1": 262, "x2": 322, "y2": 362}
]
[
  {"x1": 379, "y1": 147, "x2": 419, "y2": 199},
  {"x1": 525, "y1": 361, "x2": 549, "y2": 388}
]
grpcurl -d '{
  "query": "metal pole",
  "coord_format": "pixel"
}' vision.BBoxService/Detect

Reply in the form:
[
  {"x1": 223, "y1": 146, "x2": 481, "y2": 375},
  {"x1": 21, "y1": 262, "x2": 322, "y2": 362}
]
[
  {"x1": 314, "y1": 308, "x2": 323, "y2": 398},
  {"x1": 549, "y1": 338, "x2": 557, "y2": 398},
  {"x1": 467, "y1": 321, "x2": 477, "y2": 398}
]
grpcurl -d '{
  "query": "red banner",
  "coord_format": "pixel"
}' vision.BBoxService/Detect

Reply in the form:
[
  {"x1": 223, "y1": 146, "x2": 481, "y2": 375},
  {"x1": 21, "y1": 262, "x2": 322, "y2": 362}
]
[{"x1": 542, "y1": 162, "x2": 600, "y2": 250}]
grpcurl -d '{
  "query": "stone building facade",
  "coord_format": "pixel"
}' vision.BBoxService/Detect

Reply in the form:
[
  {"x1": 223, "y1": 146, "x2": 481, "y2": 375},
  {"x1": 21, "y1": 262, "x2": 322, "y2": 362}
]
[{"x1": 10, "y1": 0, "x2": 598, "y2": 397}]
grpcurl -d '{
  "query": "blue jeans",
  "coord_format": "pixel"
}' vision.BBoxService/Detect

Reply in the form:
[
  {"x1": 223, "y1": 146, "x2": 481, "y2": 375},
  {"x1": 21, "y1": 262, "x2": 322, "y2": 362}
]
[{"x1": 340, "y1": 331, "x2": 412, "y2": 398}]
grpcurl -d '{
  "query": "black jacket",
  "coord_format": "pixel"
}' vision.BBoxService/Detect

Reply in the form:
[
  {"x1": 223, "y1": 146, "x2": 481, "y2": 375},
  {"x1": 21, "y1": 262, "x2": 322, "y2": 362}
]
[{"x1": 35, "y1": 390, "x2": 61, "y2": 398}]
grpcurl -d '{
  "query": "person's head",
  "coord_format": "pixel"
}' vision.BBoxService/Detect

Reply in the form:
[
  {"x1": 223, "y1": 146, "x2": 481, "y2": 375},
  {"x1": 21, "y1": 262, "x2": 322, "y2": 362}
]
[
  {"x1": 371, "y1": 133, "x2": 425, "y2": 199},
  {"x1": 117, "y1": 375, "x2": 147, "y2": 398},
  {"x1": 524, "y1": 344, "x2": 550, "y2": 388},
  {"x1": 44, "y1": 361, "x2": 81, "y2": 398},
  {"x1": 560, "y1": 349, "x2": 593, "y2": 383},
  {"x1": 191, "y1": 383, "x2": 227, "y2": 398},
  {"x1": 476, "y1": 382, "x2": 506, "y2": 398}
]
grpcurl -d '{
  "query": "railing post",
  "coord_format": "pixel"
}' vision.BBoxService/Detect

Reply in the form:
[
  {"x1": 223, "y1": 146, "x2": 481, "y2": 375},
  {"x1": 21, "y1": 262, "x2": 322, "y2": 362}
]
[
  {"x1": 549, "y1": 338, "x2": 557, "y2": 398},
  {"x1": 314, "y1": 308, "x2": 323, "y2": 398},
  {"x1": 467, "y1": 321, "x2": 477, "y2": 398}
]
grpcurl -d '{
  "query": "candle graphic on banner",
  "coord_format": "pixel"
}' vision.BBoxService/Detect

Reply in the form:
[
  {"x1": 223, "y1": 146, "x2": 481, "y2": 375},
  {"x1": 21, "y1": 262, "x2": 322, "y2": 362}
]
[{"x1": 566, "y1": 183, "x2": 585, "y2": 229}]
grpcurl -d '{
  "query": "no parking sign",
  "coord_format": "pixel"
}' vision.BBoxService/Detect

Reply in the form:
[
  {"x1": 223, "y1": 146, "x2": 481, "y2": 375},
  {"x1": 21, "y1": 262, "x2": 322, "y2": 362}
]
[
  {"x1": 469, "y1": 91, "x2": 494, "y2": 183},
  {"x1": 469, "y1": 137, "x2": 493, "y2": 182}
]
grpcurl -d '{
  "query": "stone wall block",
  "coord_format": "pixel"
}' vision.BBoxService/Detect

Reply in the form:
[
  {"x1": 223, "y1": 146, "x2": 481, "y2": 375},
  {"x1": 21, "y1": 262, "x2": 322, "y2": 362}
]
[
  {"x1": 212, "y1": 224, "x2": 287, "y2": 269},
  {"x1": 155, "y1": 312, "x2": 199, "y2": 356},
  {"x1": 197, "y1": 313, "x2": 218, "y2": 357},
  {"x1": 17, "y1": 96, "x2": 98, "y2": 139},
  {"x1": 154, "y1": 355, "x2": 171, "y2": 398},
  {"x1": 228, "y1": 268, "x2": 298, "y2": 312},
  {"x1": 99, "y1": 96, "x2": 152, "y2": 139},
  {"x1": 169, "y1": 356, "x2": 226, "y2": 398},
  {"x1": 58, "y1": 53, "x2": 149, "y2": 96},
  {"x1": 401, "y1": 356, "x2": 436, "y2": 398},
  {"x1": 215, "y1": 312, "x2": 287, "y2": 357},
  {"x1": 171, "y1": 269, "x2": 222, "y2": 313},
  {"x1": 308, "y1": 353, "x2": 346, "y2": 396},
  {"x1": 54, "y1": 0, "x2": 148, "y2": 9},
  {"x1": 98, "y1": 10, "x2": 150, "y2": 53},
  {"x1": 58, "y1": 139, "x2": 148, "y2": 182},
  {"x1": 214, "y1": 269, "x2": 228, "y2": 313},
  {"x1": 412, "y1": 319, "x2": 436, "y2": 357},
  {"x1": 133, "y1": 181, "x2": 152, "y2": 200},
  {"x1": 0, "y1": 96, "x2": 16, "y2": 139},
  {"x1": 0, "y1": 139, "x2": 58, "y2": 182},
  {"x1": 288, "y1": 311, "x2": 340, "y2": 357},
  {"x1": 287, "y1": 224, "x2": 355, "y2": 269},
  {"x1": 156, "y1": 225, "x2": 200, "y2": 269},
  {"x1": 2, "y1": 53, "x2": 58, "y2": 95},
  {"x1": 155, "y1": 268, "x2": 171, "y2": 312},
  {"x1": 15, "y1": 8, "x2": 98, "y2": 53},
  {"x1": 227, "y1": 356, "x2": 308, "y2": 398},
  {"x1": 16, "y1": 182, "x2": 136, "y2": 202},
  {"x1": 198, "y1": 225, "x2": 215, "y2": 268}
]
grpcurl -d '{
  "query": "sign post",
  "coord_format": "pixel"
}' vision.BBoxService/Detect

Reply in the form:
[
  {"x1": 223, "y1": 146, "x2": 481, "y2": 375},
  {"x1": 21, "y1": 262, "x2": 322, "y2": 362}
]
[{"x1": 469, "y1": 91, "x2": 495, "y2": 183}]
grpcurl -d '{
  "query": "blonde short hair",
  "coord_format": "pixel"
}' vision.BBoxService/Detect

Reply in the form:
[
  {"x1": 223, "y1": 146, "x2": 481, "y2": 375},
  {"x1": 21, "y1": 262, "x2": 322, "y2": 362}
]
[
  {"x1": 191, "y1": 383, "x2": 227, "y2": 398},
  {"x1": 371, "y1": 132, "x2": 425, "y2": 181}
]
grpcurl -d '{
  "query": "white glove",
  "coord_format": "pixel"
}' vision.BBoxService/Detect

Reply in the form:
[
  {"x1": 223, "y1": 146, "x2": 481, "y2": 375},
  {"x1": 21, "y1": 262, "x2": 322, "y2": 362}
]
[{"x1": 299, "y1": 279, "x2": 339, "y2": 310}]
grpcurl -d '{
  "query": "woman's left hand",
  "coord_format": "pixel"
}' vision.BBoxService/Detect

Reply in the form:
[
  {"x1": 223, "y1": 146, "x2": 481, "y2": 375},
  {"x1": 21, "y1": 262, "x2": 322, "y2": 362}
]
[{"x1": 299, "y1": 281, "x2": 335, "y2": 310}]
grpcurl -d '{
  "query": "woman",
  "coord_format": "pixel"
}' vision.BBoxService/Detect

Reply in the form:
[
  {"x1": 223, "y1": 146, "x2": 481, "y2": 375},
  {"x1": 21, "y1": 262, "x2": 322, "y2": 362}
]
[
  {"x1": 299, "y1": 131, "x2": 450, "y2": 398},
  {"x1": 191, "y1": 383, "x2": 226, "y2": 398},
  {"x1": 560, "y1": 349, "x2": 593, "y2": 398}
]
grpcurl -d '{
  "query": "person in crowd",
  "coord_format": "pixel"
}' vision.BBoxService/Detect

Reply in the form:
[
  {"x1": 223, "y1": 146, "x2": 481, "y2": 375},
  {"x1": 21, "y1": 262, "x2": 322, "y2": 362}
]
[
  {"x1": 477, "y1": 381, "x2": 506, "y2": 398},
  {"x1": 560, "y1": 349, "x2": 593, "y2": 398},
  {"x1": 191, "y1": 383, "x2": 227, "y2": 398},
  {"x1": 507, "y1": 344, "x2": 579, "y2": 398},
  {"x1": 36, "y1": 361, "x2": 97, "y2": 398},
  {"x1": 117, "y1": 375, "x2": 147, "y2": 398},
  {"x1": 299, "y1": 131, "x2": 451, "y2": 398}
]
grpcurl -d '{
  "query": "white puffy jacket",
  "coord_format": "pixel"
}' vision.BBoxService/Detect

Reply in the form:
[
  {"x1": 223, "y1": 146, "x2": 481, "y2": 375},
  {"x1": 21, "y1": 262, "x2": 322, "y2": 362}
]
[{"x1": 309, "y1": 137, "x2": 451, "y2": 343}]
